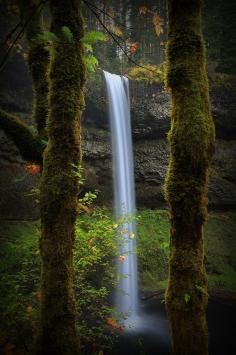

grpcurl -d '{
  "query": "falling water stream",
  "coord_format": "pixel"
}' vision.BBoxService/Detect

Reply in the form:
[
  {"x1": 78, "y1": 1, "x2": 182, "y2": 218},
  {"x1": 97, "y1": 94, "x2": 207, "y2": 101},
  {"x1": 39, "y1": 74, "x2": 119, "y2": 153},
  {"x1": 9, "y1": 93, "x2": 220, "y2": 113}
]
[
  {"x1": 103, "y1": 71, "x2": 138, "y2": 324},
  {"x1": 103, "y1": 71, "x2": 235, "y2": 354}
]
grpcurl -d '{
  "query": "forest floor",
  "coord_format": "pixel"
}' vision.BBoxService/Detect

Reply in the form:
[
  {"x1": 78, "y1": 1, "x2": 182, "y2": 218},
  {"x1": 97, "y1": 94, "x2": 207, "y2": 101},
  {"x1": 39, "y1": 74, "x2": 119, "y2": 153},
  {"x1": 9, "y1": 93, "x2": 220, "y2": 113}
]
[{"x1": 0, "y1": 209, "x2": 235, "y2": 353}]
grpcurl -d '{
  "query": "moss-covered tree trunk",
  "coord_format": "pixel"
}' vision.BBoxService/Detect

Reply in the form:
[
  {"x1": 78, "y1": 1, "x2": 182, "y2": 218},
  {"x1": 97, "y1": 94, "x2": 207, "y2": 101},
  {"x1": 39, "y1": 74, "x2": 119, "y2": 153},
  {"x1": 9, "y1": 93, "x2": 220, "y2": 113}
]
[
  {"x1": 164, "y1": 1, "x2": 215, "y2": 355},
  {"x1": 18, "y1": 0, "x2": 49, "y2": 139},
  {"x1": 0, "y1": 0, "x2": 49, "y2": 161},
  {"x1": 37, "y1": 0, "x2": 85, "y2": 354}
]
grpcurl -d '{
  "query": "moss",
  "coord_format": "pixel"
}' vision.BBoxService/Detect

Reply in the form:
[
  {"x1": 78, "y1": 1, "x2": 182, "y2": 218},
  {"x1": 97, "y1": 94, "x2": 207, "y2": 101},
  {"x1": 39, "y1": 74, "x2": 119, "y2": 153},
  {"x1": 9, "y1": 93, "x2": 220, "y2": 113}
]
[
  {"x1": 18, "y1": 0, "x2": 50, "y2": 139},
  {"x1": 0, "y1": 108, "x2": 44, "y2": 163},
  {"x1": 37, "y1": 0, "x2": 85, "y2": 354},
  {"x1": 164, "y1": 1, "x2": 215, "y2": 354}
]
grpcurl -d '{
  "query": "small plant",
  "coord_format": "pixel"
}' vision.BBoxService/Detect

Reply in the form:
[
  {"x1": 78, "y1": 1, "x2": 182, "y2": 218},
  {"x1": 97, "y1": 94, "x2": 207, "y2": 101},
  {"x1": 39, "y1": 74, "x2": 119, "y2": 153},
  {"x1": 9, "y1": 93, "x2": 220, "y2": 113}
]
[
  {"x1": 74, "y1": 207, "x2": 119, "y2": 353},
  {"x1": 81, "y1": 31, "x2": 106, "y2": 73}
]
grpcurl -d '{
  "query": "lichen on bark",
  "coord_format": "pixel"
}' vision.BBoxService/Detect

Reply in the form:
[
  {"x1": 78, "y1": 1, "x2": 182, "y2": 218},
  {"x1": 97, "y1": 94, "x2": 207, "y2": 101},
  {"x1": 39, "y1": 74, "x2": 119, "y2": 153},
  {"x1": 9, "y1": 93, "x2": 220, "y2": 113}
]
[
  {"x1": 37, "y1": 0, "x2": 85, "y2": 354},
  {"x1": 164, "y1": 1, "x2": 215, "y2": 355}
]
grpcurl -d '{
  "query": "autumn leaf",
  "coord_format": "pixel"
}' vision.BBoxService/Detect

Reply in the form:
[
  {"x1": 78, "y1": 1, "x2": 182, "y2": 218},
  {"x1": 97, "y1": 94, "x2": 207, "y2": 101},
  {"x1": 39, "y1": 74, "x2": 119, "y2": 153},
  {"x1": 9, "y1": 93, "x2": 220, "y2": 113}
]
[
  {"x1": 110, "y1": 25, "x2": 123, "y2": 37},
  {"x1": 128, "y1": 42, "x2": 140, "y2": 54},
  {"x1": 87, "y1": 238, "x2": 94, "y2": 246},
  {"x1": 108, "y1": 9, "x2": 116, "y2": 18},
  {"x1": 106, "y1": 318, "x2": 125, "y2": 332},
  {"x1": 139, "y1": 6, "x2": 148, "y2": 15},
  {"x1": 25, "y1": 163, "x2": 40, "y2": 174},
  {"x1": 153, "y1": 13, "x2": 164, "y2": 37},
  {"x1": 104, "y1": 34, "x2": 110, "y2": 42},
  {"x1": 36, "y1": 291, "x2": 42, "y2": 301},
  {"x1": 119, "y1": 255, "x2": 126, "y2": 262}
]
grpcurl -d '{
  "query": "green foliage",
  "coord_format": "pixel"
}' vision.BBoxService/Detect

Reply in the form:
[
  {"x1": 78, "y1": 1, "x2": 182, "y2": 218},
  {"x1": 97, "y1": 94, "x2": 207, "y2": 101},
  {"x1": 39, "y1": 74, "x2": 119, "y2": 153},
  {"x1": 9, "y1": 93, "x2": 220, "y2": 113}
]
[
  {"x1": 0, "y1": 221, "x2": 41, "y2": 353},
  {"x1": 137, "y1": 209, "x2": 169, "y2": 291},
  {"x1": 74, "y1": 208, "x2": 118, "y2": 352},
  {"x1": 0, "y1": 210, "x2": 118, "y2": 353},
  {"x1": 81, "y1": 31, "x2": 107, "y2": 45},
  {"x1": 0, "y1": 210, "x2": 235, "y2": 352},
  {"x1": 37, "y1": 31, "x2": 58, "y2": 58},
  {"x1": 37, "y1": 31, "x2": 58, "y2": 43},
  {"x1": 81, "y1": 31, "x2": 106, "y2": 74},
  {"x1": 137, "y1": 210, "x2": 236, "y2": 294},
  {"x1": 61, "y1": 26, "x2": 73, "y2": 42},
  {"x1": 184, "y1": 293, "x2": 191, "y2": 304},
  {"x1": 126, "y1": 64, "x2": 164, "y2": 83},
  {"x1": 84, "y1": 54, "x2": 99, "y2": 73}
]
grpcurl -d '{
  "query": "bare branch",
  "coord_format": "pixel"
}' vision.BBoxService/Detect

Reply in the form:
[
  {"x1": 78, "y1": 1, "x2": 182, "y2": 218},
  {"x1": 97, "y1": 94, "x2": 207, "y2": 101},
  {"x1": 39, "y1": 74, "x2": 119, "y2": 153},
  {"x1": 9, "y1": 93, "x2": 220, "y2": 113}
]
[
  {"x1": 83, "y1": 0, "x2": 158, "y2": 75},
  {"x1": 0, "y1": 0, "x2": 48, "y2": 73}
]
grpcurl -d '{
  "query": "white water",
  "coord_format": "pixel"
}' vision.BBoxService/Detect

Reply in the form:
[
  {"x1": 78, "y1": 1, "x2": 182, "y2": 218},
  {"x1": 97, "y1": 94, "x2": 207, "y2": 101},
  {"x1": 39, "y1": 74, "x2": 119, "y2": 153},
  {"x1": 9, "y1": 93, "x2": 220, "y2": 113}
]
[{"x1": 104, "y1": 71, "x2": 138, "y2": 322}]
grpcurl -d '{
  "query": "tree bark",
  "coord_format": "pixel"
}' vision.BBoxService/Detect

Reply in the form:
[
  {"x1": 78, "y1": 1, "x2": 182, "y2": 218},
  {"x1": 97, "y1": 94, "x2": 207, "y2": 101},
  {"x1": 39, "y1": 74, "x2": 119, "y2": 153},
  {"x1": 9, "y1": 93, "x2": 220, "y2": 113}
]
[
  {"x1": 37, "y1": 0, "x2": 85, "y2": 353},
  {"x1": 0, "y1": 1, "x2": 49, "y2": 161},
  {"x1": 164, "y1": 1, "x2": 215, "y2": 355},
  {"x1": 18, "y1": 0, "x2": 50, "y2": 139}
]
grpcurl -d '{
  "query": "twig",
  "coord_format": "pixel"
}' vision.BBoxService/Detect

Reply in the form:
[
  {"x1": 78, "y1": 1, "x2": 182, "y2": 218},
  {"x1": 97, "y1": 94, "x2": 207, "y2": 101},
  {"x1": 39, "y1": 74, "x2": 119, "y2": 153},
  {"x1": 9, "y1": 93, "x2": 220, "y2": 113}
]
[
  {"x1": 0, "y1": 0, "x2": 48, "y2": 73},
  {"x1": 83, "y1": 0, "x2": 158, "y2": 75},
  {"x1": 0, "y1": 21, "x2": 22, "y2": 49},
  {"x1": 84, "y1": 0, "x2": 133, "y2": 30}
]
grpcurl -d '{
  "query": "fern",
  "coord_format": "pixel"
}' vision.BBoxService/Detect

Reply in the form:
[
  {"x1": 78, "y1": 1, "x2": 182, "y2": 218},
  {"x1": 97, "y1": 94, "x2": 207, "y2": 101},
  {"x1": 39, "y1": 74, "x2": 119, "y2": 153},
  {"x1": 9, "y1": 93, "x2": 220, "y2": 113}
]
[
  {"x1": 81, "y1": 31, "x2": 106, "y2": 74},
  {"x1": 85, "y1": 54, "x2": 99, "y2": 73},
  {"x1": 81, "y1": 31, "x2": 106, "y2": 45},
  {"x1": 61, "y1": 26, "x2": 73, "y2": 42},
  {"x1": 37, "y1": 31, "x2": 58, "y2": 43}
]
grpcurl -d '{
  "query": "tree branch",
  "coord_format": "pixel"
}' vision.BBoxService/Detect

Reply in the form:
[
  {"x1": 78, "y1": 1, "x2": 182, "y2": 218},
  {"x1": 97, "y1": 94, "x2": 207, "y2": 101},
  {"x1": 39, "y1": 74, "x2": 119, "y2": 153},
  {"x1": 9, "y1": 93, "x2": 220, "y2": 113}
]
[
  {"x1": 0, "y1": 109, "x2": 44, "y2": 163},
  {"x1": 83, "y1": 0, "x2": 158, "y2": 75},
  {"x1": 0, "y1": 0, "x2": 48, "y2": 72}
]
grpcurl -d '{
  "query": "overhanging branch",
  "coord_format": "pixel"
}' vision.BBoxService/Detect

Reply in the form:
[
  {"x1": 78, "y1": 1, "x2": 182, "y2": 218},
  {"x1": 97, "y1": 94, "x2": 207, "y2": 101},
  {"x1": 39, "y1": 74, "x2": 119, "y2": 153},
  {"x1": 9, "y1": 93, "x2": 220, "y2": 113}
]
[{"x1": 0, "y1": 109, "x2": 44, "y2": 163}]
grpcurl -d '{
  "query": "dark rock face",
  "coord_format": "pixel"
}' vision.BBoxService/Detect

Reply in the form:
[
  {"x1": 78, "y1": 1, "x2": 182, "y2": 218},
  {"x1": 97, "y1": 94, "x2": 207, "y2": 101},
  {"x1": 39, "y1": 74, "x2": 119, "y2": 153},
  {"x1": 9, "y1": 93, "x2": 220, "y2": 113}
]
[
  {"x1": 0, "y1": 72, "x2": 236, "y2": 218},
  {"x1": 81, "y1": 80, "x2": 236, "y2": 210}
]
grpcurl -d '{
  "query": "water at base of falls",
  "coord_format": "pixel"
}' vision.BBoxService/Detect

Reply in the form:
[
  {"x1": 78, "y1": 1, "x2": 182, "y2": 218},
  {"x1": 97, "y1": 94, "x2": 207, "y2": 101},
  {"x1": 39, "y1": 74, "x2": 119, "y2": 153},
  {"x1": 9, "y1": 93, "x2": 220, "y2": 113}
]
[{"x1": 103, "y1": 71, "x2": 138, "y2": 325}]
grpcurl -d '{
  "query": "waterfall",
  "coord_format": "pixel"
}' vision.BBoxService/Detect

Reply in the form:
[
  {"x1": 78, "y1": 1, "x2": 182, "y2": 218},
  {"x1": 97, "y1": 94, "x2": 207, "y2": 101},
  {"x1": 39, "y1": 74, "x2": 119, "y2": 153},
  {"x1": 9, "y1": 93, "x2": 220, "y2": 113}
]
[{"x1": 103, "y1": 71, "x2": 138, "y2": 322}]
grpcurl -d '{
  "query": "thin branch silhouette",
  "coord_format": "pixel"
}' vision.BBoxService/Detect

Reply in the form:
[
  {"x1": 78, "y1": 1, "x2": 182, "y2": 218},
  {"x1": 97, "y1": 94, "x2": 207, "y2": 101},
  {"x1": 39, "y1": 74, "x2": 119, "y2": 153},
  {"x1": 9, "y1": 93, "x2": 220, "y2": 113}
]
[
  {"x1": 0, "y1": 0, "x2": 48, "y2": 73},
  {"x1": 83, "y1": 0, "x2": 159, "y2": 75}
]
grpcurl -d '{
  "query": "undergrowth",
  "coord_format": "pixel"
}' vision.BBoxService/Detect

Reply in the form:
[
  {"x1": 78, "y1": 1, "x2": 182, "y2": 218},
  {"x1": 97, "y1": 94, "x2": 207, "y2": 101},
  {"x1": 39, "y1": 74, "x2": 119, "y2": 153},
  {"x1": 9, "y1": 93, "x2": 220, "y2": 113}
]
[{"x1": 0, "y1": 210, "x2": 235, "y2": 353}]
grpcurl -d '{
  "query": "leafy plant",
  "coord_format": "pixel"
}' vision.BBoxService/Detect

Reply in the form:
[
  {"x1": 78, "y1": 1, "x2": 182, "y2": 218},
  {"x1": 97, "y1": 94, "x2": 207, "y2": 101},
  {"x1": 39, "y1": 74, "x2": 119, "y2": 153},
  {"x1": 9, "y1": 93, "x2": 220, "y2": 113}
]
[
  {"x1": 74, "y1": 208, "x2": 119, "y2": 353},
  {"x1": 126, "y1": 64, "x2": 164, "y2": 83},
  {"x1": 81, "y1": 31, "x2": 106, "y2": 74},
  {"x1": 184, "y1": 293, "x2": 191, "y2": 304},
  {"x1": 61, "y1": 26, "x2": 73, "y2": 41}
]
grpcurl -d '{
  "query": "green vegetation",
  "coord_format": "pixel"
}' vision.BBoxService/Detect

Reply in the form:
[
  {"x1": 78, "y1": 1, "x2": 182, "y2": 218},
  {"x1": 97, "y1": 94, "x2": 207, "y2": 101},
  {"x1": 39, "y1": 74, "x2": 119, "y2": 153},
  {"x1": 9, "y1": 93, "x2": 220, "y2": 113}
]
[
  {"x1": 137, "y1": 210, "x2": 236, "y2": 294},
  {"x1": 0, "y1": 209, "x2": 235, "y2": 352},
  {"x1": 0, "y1": 209, "x2": 118, "y2": 354},
  {"x1": 126, "y1": 64, "x2": 164, "y2": 83}
]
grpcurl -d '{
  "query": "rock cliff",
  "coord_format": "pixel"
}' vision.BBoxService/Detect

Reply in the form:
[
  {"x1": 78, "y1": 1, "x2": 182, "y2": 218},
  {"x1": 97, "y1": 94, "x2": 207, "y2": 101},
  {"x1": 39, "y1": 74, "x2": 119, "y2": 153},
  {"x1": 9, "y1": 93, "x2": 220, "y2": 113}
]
[{"x1": 1, "y1": 74, "x2": 236, "y2": 218}]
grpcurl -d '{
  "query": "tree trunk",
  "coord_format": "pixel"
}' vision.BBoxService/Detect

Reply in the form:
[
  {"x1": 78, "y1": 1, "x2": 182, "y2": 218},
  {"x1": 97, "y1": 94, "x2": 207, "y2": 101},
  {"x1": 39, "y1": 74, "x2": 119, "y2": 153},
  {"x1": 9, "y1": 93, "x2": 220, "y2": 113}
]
[
  {"x1": 18, "y1": 0, "x2": 50, "y2": 139},
  {"x1": 37, "y1": 0, "x2": 85, "y2": 353},
  {"x1": 164, "y1": 1, "x2": 215, "y2": 355},
  {"x1": 0, "y1": 1, "x2": 49, "y2": 162}
]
